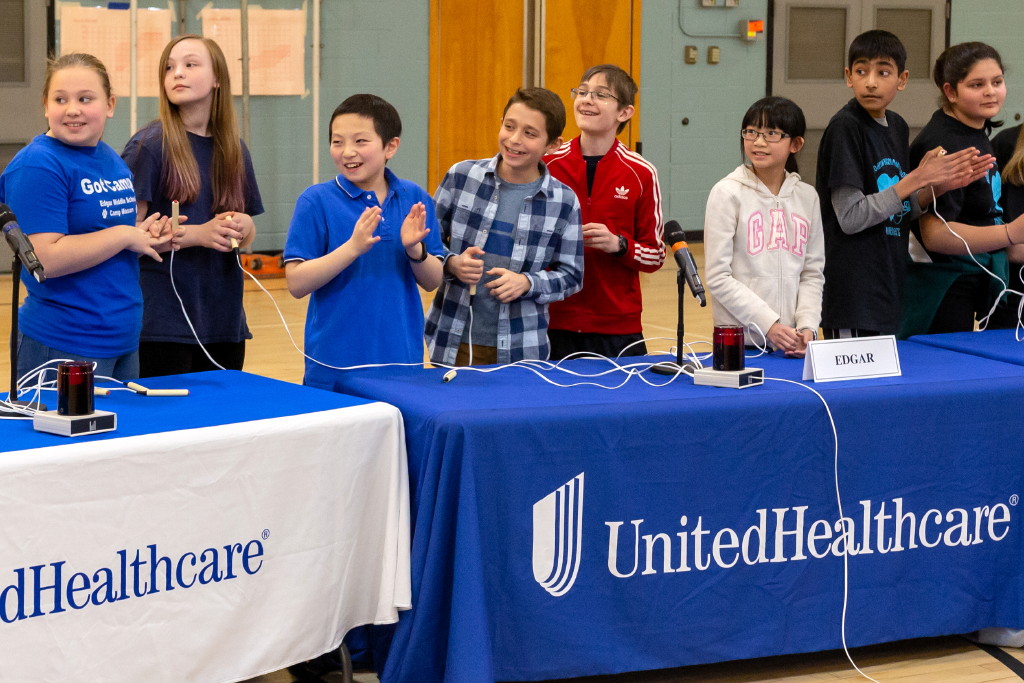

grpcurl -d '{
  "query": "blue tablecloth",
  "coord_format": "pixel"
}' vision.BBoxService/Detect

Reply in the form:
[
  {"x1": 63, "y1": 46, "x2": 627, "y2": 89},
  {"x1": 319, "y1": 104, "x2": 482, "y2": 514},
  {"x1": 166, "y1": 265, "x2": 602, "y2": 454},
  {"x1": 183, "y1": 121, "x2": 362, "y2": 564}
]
[
  {"x1": 2, "y1": 370, "x2": 371, "y2": 452},
  {"x1": 909, "y1": 328, "x2": 1024, "y2": 366},
  {"x1": 334, "y1": 343, "x2": 1024, "y2": 682}
]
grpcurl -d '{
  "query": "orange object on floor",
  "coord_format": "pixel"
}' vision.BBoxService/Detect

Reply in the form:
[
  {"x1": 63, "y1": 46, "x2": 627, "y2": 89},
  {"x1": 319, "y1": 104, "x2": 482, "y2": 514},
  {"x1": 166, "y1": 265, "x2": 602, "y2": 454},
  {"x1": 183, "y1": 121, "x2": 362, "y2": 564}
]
[{"x1": 240, "y1": 252, "x2": 285, "y2": 278}]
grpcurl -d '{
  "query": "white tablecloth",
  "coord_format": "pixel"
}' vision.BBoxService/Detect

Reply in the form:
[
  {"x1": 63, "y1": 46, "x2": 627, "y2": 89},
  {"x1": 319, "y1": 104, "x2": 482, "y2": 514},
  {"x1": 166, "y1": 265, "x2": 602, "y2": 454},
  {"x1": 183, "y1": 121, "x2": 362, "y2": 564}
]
[{"x1": 0, "y1": 402, "x2": 410, "y2": 682}]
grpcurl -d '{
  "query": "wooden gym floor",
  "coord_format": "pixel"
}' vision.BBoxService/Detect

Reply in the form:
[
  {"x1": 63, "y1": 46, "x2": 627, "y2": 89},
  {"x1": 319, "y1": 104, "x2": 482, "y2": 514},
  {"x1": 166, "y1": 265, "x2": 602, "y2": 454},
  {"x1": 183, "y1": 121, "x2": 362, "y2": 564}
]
[{"x1": 3, "y1": 246, "x2": 1024, "y2": 682}]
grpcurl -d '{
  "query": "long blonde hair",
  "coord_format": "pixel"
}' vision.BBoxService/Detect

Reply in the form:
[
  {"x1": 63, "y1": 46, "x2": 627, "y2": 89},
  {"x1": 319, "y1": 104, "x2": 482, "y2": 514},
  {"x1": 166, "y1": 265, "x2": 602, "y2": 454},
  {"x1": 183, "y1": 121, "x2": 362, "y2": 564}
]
[
  {"x1": 1002, "y1": 126, "x2": 1024, "y2": 186},
  {"x1": 157, "y1": 35, "x2": 244, "y2": 211}
]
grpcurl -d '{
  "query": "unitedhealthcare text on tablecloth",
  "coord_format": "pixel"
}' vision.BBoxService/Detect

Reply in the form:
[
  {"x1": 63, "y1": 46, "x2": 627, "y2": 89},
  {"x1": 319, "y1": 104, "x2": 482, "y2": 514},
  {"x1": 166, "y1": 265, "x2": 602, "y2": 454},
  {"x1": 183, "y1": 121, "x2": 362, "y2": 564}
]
[
  {"x1": 605, "y1": 497, "x2": 1014, "y2": 577},
  {"x1": 0, "y1": 537, "x2": 266, "y2": 622},
  {"x1": 534, "y1": 473, "x2": 1017, "y2": 595}
]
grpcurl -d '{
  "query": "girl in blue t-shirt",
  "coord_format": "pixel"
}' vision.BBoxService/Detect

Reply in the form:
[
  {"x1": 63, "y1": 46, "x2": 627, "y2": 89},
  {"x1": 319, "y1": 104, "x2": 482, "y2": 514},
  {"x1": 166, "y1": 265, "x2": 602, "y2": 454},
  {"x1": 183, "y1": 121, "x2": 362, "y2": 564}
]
[
  {"x1": 122, "y1": 35, "x2": 263, "y2": 377},
  {"x1": 0, "y1": 53, "x2": 170, "y2": 380}
]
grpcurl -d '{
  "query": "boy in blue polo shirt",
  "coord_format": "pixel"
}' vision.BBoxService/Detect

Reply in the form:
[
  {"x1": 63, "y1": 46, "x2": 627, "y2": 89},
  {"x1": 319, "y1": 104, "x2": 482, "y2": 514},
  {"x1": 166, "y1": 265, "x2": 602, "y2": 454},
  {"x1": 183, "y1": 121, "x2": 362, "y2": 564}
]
[
  {"x1": 425, "y1": 87, "x2": 583, "y2": 365},
  {"x1": 284, "y1": 94, "x2": 444, "y2": 390}
]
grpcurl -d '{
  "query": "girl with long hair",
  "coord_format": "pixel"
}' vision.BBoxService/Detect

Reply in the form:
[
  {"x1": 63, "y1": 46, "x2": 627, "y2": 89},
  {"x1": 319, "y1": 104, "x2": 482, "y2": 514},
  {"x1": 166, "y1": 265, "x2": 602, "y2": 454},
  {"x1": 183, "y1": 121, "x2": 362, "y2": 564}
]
[{"x1": 122, "y1": 35, "x2": 264, "y2": 376}]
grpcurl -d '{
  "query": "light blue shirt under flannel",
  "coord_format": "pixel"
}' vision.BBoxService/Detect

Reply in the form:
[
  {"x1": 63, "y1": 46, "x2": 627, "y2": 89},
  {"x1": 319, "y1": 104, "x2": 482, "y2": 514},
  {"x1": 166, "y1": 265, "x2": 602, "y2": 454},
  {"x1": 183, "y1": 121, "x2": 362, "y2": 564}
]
[{"x1": 425, "y1": 154, "x2": 583, "y2": 364}]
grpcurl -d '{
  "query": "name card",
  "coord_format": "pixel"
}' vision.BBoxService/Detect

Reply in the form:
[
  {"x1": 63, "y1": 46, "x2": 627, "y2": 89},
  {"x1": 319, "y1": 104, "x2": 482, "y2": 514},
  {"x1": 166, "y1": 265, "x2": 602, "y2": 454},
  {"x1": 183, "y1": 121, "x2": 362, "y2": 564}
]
[{"x1": 802, "y1": 335, "x2": 901, "y2": 382}]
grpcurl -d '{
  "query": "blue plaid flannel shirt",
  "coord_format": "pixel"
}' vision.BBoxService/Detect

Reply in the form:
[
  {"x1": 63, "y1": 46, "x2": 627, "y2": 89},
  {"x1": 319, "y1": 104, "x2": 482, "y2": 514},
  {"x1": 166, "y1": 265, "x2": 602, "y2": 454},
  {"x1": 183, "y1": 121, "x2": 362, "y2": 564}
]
[{"x1": 425, "y1": 155, "x2": 583, "y2": 364}]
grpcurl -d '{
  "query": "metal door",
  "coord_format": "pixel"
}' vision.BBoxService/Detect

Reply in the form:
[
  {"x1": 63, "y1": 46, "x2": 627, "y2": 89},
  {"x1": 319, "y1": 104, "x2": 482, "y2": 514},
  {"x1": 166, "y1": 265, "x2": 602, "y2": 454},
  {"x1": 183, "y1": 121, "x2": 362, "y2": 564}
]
[{"x1": 770, "y1": 0, "x2": 947, "y2": 184}]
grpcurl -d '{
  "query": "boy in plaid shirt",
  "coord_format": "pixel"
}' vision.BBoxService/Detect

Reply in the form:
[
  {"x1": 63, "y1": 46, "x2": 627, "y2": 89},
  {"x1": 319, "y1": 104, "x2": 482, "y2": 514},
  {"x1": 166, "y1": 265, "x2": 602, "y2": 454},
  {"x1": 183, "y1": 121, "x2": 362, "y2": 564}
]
[{"x1": 425, "y1": 88, "x2": 583, "y2": 365}]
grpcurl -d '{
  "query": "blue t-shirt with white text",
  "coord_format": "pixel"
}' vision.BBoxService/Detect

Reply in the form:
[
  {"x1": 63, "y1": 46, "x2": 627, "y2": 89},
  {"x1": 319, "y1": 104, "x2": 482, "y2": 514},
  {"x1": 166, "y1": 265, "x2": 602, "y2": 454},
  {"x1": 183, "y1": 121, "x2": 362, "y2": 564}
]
[{"x1": 0, "y1": 134, "x2": 141, "y2": 357}]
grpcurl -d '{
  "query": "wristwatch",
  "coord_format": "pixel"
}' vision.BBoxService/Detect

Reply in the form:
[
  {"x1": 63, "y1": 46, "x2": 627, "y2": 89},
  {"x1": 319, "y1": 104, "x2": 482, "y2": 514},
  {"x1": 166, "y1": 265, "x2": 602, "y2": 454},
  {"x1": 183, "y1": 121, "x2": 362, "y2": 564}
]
[
  {"x1": 797, "y1": 327, "x2": 818, "y2": 340},
  {"x1": 614, "y1": 235, "x2": 628, "y2": 257}
]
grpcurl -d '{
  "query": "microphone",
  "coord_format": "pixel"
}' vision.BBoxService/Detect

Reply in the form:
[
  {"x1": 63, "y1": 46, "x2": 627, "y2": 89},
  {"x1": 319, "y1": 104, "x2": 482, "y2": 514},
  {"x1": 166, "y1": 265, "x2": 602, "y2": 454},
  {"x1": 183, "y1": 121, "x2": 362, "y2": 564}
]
[
  {"x1": 663, "y1": 220, "x2": 705, "y2": 307},
  {"x1": 0, "y1": 204, "x2": 45, "y2": 283}
]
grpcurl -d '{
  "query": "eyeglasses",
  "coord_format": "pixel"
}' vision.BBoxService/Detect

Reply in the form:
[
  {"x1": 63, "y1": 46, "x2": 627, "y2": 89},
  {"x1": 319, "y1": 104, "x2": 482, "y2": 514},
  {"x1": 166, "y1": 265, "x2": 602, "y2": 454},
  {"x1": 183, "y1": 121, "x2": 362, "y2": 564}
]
[
  {"x1": 740, "y1": 128, "x2": 791, "y2": 143},
  {"x1": 571, "y1": 88, "x2": 619, "y2": 103}
]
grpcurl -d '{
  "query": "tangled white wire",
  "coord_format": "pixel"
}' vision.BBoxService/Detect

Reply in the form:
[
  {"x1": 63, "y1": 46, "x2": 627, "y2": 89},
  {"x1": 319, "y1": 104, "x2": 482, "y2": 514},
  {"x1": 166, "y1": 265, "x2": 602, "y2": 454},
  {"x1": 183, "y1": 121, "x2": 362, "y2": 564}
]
[
  {"x1": 927, "y1": 186, "x2": 1024, "y2": 337},
  {"x1": 0, "y1": 359, "x2": 68, "y2": 417},
  {"x1": 223, "y1": 255, "x2": 714, "y2": 387},
  {"x1": 0, "y1": 360, "x2": 130, "y2": 419}
]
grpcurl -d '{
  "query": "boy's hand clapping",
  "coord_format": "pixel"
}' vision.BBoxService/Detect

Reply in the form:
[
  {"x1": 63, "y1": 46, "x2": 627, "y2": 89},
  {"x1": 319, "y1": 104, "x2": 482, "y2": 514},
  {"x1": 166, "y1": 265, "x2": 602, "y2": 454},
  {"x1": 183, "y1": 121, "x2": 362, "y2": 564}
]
[
  {"x1": 400, "y1": 202, "x2": 431, "y2": 252},
  {"x1": 347, "y1": 206, "x2": 383, "y2": 255},
  {"x1": 939, "y1": 151, "x2": 996, "y2": 194},
  {"x1": 918, "y1": 146, "x2": 995, "y2": 197}
]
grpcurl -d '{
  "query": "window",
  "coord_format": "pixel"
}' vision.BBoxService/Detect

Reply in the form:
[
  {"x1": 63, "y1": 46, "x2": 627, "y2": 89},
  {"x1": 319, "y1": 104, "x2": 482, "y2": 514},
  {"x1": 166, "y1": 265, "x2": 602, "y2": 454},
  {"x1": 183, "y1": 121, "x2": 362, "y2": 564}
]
[
  {"x1": 876, "y1": 8, "x2": 932, "y2": 79},
  {"x1": 0, "y1": 0, "x2": 26, "y2": 83},
  {"x1": 787, "y1": 7, "x2": 847, "y2": 80}
]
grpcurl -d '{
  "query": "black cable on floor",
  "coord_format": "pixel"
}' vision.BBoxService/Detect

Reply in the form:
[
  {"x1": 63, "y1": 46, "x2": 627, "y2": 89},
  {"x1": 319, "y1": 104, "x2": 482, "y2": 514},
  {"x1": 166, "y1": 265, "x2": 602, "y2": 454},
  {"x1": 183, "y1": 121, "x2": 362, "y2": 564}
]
[{"x1": 975, "y1": 641, "x2": 1024, "y2": 679}]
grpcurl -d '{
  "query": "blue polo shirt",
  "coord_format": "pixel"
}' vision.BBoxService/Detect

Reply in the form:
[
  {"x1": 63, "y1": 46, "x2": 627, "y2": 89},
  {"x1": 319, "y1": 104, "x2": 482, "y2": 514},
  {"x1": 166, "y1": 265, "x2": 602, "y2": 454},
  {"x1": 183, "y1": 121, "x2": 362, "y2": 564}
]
[{"x1": 283, "y1": 168, "x2": 444, "y2": 390}]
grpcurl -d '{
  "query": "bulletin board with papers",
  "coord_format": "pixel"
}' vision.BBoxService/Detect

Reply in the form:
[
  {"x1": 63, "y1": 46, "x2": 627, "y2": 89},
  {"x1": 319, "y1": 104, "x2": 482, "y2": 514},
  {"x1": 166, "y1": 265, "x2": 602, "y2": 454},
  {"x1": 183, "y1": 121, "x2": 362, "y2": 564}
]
[{"x1": 57, "y1": 3, "x2": 306, "y2": 97}]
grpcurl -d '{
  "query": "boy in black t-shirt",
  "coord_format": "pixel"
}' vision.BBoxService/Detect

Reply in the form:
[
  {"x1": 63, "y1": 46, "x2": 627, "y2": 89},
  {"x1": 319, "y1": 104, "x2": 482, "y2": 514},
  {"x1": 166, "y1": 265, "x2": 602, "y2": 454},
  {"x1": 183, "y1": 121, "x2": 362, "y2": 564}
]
[{"x1": 816, "y1": 30, "x2": 987, "y2": 337}]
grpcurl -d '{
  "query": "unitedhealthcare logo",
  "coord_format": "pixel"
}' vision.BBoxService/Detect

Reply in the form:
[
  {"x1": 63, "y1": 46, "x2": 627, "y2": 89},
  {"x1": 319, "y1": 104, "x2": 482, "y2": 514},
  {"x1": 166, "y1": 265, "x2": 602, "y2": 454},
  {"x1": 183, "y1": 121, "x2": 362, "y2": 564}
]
[
  {"x1": 532, "y1": 473, "x2": 584, "y2": 597},
  {"x1": 532, "y1": 472, "x2": 1017, "y2": 595}
]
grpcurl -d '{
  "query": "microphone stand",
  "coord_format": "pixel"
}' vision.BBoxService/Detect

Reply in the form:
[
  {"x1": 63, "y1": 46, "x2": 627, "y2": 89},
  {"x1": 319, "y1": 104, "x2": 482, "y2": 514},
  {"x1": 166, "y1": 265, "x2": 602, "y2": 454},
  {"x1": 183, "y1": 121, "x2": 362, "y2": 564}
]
[
  {"x1": 650, "y1": 269, "x2": 701, "y2": 375},
  {"x1": 1, "y1": 258, "x2": 45, "y2": 416}
]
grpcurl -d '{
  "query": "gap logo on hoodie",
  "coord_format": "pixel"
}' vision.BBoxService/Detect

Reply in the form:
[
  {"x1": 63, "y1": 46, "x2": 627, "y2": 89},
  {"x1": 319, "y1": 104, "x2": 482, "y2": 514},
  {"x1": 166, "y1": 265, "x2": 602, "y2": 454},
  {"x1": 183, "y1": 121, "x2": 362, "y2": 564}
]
[{"x1": 747, "y1": 208, "x2": 812, "y2": 257}]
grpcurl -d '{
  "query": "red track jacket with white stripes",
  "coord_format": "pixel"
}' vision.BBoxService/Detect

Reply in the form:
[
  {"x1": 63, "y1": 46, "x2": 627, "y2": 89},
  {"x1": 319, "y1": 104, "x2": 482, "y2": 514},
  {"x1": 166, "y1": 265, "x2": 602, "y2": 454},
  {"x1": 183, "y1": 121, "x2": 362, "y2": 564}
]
[{"x1": 545, "y1": 137, "x2": 665, "y2": 335}]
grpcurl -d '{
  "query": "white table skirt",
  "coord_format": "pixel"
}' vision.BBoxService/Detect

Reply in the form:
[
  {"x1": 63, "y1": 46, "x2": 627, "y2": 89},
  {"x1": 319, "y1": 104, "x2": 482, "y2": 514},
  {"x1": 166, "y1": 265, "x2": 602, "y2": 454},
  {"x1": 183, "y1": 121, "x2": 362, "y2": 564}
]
[{"x1": 0, "y1": 402, "x2": 410, "y2": 683}]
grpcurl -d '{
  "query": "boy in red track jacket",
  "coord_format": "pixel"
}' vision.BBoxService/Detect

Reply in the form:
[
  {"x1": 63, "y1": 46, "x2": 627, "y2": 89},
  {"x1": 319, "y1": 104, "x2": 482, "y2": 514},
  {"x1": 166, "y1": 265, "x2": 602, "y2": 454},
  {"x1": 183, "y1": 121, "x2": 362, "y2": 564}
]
[{"x1": 544, "y1": 64, "x2": 665, "y2": 359}]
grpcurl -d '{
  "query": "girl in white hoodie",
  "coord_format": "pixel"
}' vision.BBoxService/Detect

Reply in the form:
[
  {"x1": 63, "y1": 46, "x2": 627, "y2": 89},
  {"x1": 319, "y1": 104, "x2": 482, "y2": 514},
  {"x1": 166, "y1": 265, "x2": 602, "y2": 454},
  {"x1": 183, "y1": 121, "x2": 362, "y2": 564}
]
[{"x1": 704, "y1": 96, "x2": 825, "y2": 357}]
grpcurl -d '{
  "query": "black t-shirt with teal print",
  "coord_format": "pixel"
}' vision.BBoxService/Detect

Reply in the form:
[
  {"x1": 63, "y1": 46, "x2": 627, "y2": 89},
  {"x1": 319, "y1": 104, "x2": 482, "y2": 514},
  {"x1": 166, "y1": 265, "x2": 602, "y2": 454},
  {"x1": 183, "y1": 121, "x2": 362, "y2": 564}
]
[
  {"x1": 906, "y1": 110, "x2": 1010, "y2": 333},
  {"x1": 817, "y1": 98, "x2": 912, "y2": 333},
  {"x1": 909, "y1": 109, "x2": 1003, "y2": 258}
]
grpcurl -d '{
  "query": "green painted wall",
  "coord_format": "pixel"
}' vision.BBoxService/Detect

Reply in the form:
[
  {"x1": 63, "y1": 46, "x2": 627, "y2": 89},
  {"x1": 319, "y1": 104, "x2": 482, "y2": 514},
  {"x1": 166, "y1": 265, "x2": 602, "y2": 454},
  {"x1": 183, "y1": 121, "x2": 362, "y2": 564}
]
[
  {"x1": 641, "y1": 0, "x2": 769, "y2": 234},
  {"x1": 643, "y1": 0, "x2": 1024, "y2": 236},
  {"x1": 950, "y1": 0, "x2": 1024, "y2": 128}
]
